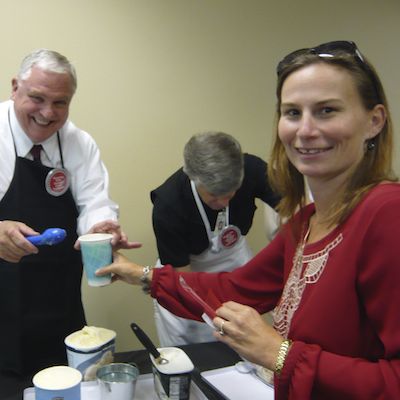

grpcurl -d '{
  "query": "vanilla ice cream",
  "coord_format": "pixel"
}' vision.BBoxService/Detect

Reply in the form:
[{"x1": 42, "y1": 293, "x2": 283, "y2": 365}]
[
  {"x1": 65, "y1": 326, "x2": 116, "y2": 381},
  {"x1": 33, "y1": 366, "x2": 82, "y2": 389},
  {"x1": 33, "y1": 366, "x2": 82, "y2": 400},
  {"x1": 65, "y1": 326, "x2": 116, "y2": 350},
  {"x1": 151, "y1": 347, "x2": 194, "y2": 400}
]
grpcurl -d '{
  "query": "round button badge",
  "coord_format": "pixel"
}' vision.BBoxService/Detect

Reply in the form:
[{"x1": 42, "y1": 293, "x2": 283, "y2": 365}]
[
  {"x1": 45, "y1": 168, "x2": 70, "y2": 196},
  {"x1": 220, "y1": 225, "x2": 240, "y2": 248}
]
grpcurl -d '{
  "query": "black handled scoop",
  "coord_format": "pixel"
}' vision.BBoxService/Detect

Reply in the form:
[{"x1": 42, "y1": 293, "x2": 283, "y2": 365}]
[{"x1": 130, "y1": 322, "x2": 169, "y2": 365}]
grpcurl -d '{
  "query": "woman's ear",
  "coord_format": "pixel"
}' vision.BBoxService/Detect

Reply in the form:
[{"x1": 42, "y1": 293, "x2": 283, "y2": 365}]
[{"x1": 367, "y1": 104, "x2": 386, "y2": 140}]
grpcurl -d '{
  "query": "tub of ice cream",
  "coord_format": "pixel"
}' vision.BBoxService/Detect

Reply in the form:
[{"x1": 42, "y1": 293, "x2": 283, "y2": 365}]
[
  {"x1": 65, "y1": 326, "x2": 116, "y2": 381},
  {"x1": 150, "y1": 347, "x2": 194, "y2": 400},
  {"x1": 33, "y1": 365, "x2": 82, "y2": 400}
]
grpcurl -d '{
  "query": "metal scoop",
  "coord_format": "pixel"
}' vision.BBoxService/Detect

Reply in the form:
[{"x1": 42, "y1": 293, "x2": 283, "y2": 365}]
[{"x1": 130, "y1": 322, "x2": 169, "y2": 365}]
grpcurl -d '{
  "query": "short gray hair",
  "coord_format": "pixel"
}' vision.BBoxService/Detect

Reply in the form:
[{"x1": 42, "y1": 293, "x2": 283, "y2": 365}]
[
  {"x1": 17, "y1": 49, "x2": 77, "y2": 93},
  {"x1": 183, "y1": 131, "x2": 244, "y2": 195}
]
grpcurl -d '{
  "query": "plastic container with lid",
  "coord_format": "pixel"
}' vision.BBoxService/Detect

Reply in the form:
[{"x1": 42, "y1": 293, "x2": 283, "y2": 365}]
[{"x1": 150, "y1": 347, "x2": 194, "y2": 400}]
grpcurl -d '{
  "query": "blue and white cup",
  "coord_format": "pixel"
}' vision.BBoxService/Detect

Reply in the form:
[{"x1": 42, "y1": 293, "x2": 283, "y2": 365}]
[
  {"x1": 78, "y1": 233, "x2": 113, "y2": 286},
  {"x1": 33, "y1": 366, "x2": 82, "y2": 400}
]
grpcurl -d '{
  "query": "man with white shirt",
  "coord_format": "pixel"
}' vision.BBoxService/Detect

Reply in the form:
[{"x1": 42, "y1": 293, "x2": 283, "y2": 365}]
[{"x1": 0, "y1": 49, "x2": 138, "y2": 379}]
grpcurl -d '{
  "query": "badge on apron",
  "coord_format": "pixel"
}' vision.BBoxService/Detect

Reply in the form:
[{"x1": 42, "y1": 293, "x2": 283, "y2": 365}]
[
  {"x1": 45, "y1": 168, "x2": 70, "y2": 196},
  {"x1": 215, "y1": 209, "x2": 226, "y2": 235},
  {"x1": 219, "y1": 225, "x2": 241, "y2": 248}
]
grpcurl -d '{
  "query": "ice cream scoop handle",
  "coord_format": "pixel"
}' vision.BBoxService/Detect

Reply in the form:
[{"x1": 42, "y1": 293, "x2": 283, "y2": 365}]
[{"x1": 130, "y1": 322, "x2": 162, "y2": 359}]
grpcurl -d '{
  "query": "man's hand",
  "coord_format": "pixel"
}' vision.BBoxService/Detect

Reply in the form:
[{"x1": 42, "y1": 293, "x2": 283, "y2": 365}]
[
  {"x1": 74, "y1": 220, "x2": 142, "y2": 250},
  {"x1": 0, "y1": 220, "x2": 39, "y2": 262}
]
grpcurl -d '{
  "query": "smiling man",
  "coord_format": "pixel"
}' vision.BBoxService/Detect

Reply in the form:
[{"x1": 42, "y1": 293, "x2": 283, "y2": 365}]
[
  {"x1": 0, "y1": 49, "x2": 137, "y2": 382},
  {"x1": 11, "y1": 64, "x2": 74, "y2": 143}
]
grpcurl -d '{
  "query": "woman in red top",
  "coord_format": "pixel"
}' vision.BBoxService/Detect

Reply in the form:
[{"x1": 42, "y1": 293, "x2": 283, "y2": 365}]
[{"x1": 98, "y1": 41, "x2": 400, "y2": 399}]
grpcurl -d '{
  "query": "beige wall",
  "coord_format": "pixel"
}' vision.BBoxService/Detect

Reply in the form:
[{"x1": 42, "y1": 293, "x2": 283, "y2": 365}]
[{"x1": 1, "y1": 0, "x2": 399, "y2": 352}]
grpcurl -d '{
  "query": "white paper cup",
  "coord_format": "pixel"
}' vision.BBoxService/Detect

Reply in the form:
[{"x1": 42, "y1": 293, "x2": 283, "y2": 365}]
[
  {"x1": 97, "y1": 363, "x2": 139, "y2": 400},
  {"x1": 33, "y1": 366, "x2": 82, "y2": 400},
  {"x1": 65, "y1": 327, "x2": 116, "y2": 381},
  {"x1": 78, "y1": 233, "x2": 113, "y2": 286}
]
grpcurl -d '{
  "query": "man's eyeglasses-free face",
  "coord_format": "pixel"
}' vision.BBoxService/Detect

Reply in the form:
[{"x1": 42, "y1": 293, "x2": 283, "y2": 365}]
[{"x1": 276, "y1": 40, "x2": 365, "y2": 76}]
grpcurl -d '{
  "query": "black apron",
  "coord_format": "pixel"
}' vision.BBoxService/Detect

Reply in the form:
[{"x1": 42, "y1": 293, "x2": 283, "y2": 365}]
[{"x1": 0, "y1": 147, "x2": 86, "y2": 376}]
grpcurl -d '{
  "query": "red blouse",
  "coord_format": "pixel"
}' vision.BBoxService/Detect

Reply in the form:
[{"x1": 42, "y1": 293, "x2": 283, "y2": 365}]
[{"x1": 152, "y1": 183, "x2": 400, "y2": 399}]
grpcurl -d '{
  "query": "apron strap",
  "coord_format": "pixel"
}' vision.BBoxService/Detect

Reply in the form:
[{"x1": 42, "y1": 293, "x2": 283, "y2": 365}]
[{"x1": 190, "y1": 180, "x2": 230, "y2": 244}]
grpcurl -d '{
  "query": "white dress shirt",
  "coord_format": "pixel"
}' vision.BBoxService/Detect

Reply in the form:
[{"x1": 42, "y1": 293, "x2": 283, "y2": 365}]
[{"x1": 0, "y1": 100, "x2": 119, "y2": 235}]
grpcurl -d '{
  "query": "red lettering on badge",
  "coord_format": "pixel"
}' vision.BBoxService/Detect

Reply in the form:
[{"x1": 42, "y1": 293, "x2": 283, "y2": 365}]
[
  {"x1": 49, "y1": 171, "x2": 66, "y2": 192},
  {"x1": 221, "y1": 227, "x2": 239, "y2": 248}
]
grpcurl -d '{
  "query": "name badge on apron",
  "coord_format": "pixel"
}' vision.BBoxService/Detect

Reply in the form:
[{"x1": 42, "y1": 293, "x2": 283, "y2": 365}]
[
  {"x1": 45, "y1": 168, "x2": 70, "y2": 196},
  {"x1": 219, "y1": 225, "x2": 240, "y2": 248}
]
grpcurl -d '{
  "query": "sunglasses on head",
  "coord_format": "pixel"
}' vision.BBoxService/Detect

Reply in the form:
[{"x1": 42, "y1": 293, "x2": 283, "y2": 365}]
[
  {"x1": 276, "y1": 40, "x2": 365, "y2": 76},
  {"x1": 276, "y1": 40, "x2": 381, "y2": 103}
]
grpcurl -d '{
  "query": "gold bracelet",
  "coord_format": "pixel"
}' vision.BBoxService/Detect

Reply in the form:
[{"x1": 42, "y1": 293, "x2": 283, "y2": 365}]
[
  {"x1": 140, "y1": 266, "x2": 152, "y2": 294},
  {"x1": 274, "y1": 339, "x2": 292, "y2": 375}
]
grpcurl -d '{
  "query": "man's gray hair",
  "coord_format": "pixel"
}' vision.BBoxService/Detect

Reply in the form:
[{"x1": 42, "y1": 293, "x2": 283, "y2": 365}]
[
  {"x1": 17, "y1": 49, "x2": 77, "y2": 93},
  {"x1": 183, "y1": 131, "x2": 244, "y2": 195}
]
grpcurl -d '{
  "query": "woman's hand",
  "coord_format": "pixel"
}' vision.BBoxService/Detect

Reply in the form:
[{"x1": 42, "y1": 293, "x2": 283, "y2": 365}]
[
  {"x1": 213, "y1": 301, "x2": 283, "y2": 371},
  {"x1": 96, "y1": 252, "x2": 148, "y2": 285}
]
